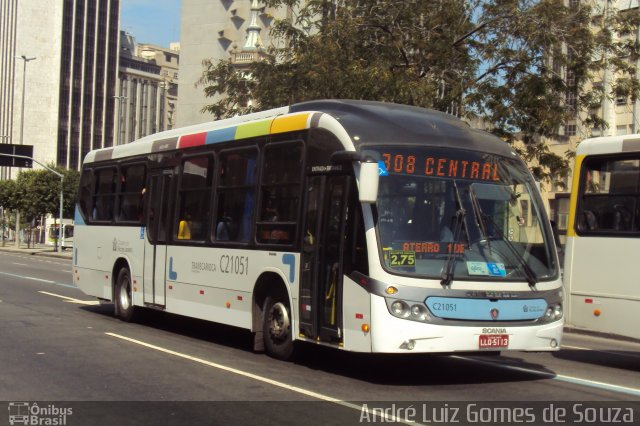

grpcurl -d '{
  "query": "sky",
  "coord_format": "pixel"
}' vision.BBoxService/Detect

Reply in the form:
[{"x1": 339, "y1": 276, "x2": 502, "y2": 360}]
[{"x1": 120, "y1": 0, "x2": 181, "y2": 48}]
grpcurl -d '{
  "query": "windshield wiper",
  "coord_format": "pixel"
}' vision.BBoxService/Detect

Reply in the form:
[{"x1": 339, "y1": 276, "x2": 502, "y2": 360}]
[
  {"x1": 469, "y1": 190, "x2": 538, "y2": 287},
  {"x1": 441, "y1": 181, "x2": 468, "y2": 286},
  {"x1": 469, "y1": 187, "x2": 491, "y2": 254}
]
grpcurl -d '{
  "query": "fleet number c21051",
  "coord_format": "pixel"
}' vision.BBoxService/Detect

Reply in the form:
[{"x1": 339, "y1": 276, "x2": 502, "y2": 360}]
[{"x1": 220, "y1": 255, "x2": 249, "y2": 276}]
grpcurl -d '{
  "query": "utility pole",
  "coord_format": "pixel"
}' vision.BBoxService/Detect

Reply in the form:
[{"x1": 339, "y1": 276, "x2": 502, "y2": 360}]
[{"x1": 14, "y1": 55, "x2": 36, "y2": 248}]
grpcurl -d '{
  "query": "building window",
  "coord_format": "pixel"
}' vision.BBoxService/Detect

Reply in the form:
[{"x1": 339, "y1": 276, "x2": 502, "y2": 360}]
[
  {"x1": 617, "y1": 125, "x2": 628, "y2": 136},
  {"x1": 565, "y1": 91, "x2": 576, "y2": 112},
  {"x1": 564, "y1": 124, "x2": 576, "y2": 136}
]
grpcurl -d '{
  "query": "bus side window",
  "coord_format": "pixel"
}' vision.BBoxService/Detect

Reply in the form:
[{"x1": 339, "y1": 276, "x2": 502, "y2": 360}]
[
  {"x1": 214, "y1": 149, "x2": 257, "y2": 243},
  {"x1": 256, "y1": 141, "x2": 303, "y2": 245},
  {"x1": 175, "y1": 155, "x2": 213, "y2": 241}
]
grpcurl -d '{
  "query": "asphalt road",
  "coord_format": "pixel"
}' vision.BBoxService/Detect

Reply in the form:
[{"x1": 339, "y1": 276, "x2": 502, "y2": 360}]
[{"x1": 1, "y1": 250, "x2": 638, "y2": 425}]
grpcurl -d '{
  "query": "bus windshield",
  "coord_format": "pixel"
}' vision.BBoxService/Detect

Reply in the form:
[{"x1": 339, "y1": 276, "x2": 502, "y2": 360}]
[{"x1": 369, "y1": 147, "x2": 556, "y2": 282}]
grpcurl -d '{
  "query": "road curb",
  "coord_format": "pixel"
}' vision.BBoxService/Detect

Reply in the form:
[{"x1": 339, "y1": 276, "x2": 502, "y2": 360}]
[{"x1": 0, "y1": 246, "x2": 72, "y2": 259}]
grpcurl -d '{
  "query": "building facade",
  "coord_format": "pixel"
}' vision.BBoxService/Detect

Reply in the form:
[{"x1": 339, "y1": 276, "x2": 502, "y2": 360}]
[
  {"x1": 116, "y1": 32, "x2": 179, "y2": 145},
  {"x1": 177, "y1": 0, "x2": 287, "y2": 127},
  {"x1": 543, "y1": 0, "x2": 640, "y2": 243},
  {"x1": 0, "y1": 0, "x2": 119, "y2": 173}
]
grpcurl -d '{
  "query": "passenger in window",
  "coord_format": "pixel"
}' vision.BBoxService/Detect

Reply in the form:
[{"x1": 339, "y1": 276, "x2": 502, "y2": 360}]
[
  {"x1": 216, "y1": 216, "x2": 236, "y2": 241},
  {"x1": 264, "y1": 196, "x2": 279, "y2": 221},
  {"x1": 177, "y1": 219, "x2": 192, "y2": 240}
]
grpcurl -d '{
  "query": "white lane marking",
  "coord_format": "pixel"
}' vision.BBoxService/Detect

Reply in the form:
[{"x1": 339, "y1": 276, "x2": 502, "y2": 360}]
[
  {"x1": 453, "y1": 355, "x2": 640, "y2": 397},
  {"x1": 106, "y1": 332, "x2": 421, "y2": 425},
  {"x1": 0, "y1": 271, "x2": 76, "y2": 289},
  {"x1": 12, "y1": 262, "x2": 28, "y2": 266},
  {"x1": 562, "y1": 344, "x2": 640, "y2": 360},
  {"x1": 38, "y1": 291, "x2": 99, "y2": 305},
  {"x1": 25, "y1": 276, "x2": 55, "y2": 284}
]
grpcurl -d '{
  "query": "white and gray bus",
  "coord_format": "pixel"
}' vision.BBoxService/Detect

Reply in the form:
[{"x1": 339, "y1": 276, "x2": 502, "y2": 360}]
[
  {"x1": 564, "y1": 134, "x2": 640, "y2": 340},
  {"x1": 73, "y1": 100, "x2": 563, "y2": 359}
]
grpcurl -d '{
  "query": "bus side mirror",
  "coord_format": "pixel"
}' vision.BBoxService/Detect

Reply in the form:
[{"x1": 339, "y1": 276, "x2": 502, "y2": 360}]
[{"x1": 359, "y1": 160, "x2": 379, "y2": 203}]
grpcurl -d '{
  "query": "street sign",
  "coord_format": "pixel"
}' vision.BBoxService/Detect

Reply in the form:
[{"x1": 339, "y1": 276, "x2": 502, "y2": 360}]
[{"x1": 0, "y1": 144, "x2": 33, "y2": 168}]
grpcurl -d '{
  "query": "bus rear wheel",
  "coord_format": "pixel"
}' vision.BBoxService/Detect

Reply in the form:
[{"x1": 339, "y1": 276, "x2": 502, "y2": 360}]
[
  {"x1": 263, "y1": 295, "x2": 295, "y2": 360},
  {"x1": 115, "y1": 267, "x2": 136, "y2": 322}
]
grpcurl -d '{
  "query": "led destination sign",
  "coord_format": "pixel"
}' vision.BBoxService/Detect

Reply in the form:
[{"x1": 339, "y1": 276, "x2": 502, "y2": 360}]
[{"x1": 374, "y1": 148, "x2": 507, "y2": 182}]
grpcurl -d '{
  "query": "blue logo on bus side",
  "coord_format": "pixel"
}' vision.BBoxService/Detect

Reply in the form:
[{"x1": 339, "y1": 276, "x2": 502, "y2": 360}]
[
  {"x1": 140, "y1": 227, "x2": 145, "y2": 239},
  {"x1": 282, "y1": 254, "x2": 295, "y2": 284},
  {"x1": 169, "y1": 257, "x2": 178, "y2": 280}
]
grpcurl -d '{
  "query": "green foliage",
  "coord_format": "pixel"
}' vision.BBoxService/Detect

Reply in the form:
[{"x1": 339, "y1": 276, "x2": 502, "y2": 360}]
[
  {"x1": 0, "y1": 179, "x2": 17, "y2": 211},
  {"x1": 200, "y1": 0, "x2": 640, "y2": 182},
  {"x1": 1, "y1": 166, "x2": 79, "y2": 224}
]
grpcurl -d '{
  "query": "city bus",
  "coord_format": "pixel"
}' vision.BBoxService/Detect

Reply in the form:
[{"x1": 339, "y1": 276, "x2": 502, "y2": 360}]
[
  {"x1": 73, "y1": 100, "x2": 563, "y2": 359},
  {"x1": 564, "y1": 134, "x2": 640, "y2": 340},
  {"x1": 46, "y1": 223, "x2": 74, "y2": 250}
]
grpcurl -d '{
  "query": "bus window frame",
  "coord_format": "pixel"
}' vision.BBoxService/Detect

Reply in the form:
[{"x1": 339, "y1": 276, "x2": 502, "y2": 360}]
[
  {"x1": 115, "y1": 159, "x2": 148, "y2": 226},
  {"x1": 172, "y1": 152, "x2": 216, "y2": 244},
  {"x1": 575, "y1": 152, "x2": 640, "y2": 237},
  {"x1": 255, "y1": 139, "x2": 306, "y2": 247},
  {"x1": 90, "y1": 164, "x2": 119, "y2": 224},
  {"x1": 212, "y1": 145, "x2": 261, "y2": 246},
  {"x1": 77, "y1": 166, "x2": 95, "y2": 223}
]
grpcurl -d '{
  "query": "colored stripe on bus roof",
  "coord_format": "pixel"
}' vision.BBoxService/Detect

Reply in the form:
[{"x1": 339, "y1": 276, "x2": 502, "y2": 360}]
[
  {"x1": 235, "y1": 119, "x2": 271, "y2": 140},
  {"x1": 179, "y1": 132, "x2": 206, "y2": 148},
  {"x1": 157, "y1": 112, "x2": 316, "y2": 153},
  {"x1": 270, "y1": 113, "x2": 311, "y2": 134},
  {"x1": 205, "y1": 126, "x2": 237, "y2": 144}
]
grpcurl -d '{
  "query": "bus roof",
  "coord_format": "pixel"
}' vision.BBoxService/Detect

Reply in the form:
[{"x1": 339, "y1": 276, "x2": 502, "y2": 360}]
[
  {"x1": 577, "y1": 134, "x2": 640, "y2": 156},
  {"x1": 83, "y1": 100, "x2": 515, "y2": 165}
]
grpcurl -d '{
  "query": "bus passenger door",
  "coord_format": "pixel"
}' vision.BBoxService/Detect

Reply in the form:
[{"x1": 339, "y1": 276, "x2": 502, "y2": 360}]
[
  {"x1": 299, "y1": 174, "x2": 351, "y2": 342},
  {"x1": 143, "y1": 169, "x2": 174, "y2": 307}
]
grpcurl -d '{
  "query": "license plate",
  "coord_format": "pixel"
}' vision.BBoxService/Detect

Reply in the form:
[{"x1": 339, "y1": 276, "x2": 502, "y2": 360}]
[{"x1": 479, "y1": 334, "x2": 509, "y2": 349}]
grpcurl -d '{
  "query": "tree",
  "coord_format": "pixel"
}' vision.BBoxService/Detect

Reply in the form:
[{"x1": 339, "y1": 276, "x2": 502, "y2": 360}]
[
  {"x1": 13, "y1": 165, "x2": 79, "y2": 224},
  {"x1": 0, "y1": 179, "x2": 17, "y2": 212},
  {"x1": 199, "y1": 0, "x2": 640, "y2": 181}
]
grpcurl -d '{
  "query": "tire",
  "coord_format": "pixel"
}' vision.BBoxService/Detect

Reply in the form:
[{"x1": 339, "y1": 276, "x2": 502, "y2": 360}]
[
  {"x1": 263, "y1": 295, "x2": 295, "y2": 360},
  {"x1": 115, "y1": 267, "x2": 136, "y2": 322}
]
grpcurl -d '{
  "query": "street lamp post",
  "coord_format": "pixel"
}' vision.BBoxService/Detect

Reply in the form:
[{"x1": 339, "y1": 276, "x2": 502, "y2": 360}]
[
  {"x1": 0, "y1": 136, "x2": 8, "y2": 244},
  {"x1": 14, "y1": 55, "x2": 36, "y2": 249},
  {"x1": 114, "y1": 95, "x2": 127, "y2": 146}
]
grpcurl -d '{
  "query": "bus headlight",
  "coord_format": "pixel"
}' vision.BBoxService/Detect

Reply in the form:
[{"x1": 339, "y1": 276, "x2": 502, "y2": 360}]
[
  {"x1": 553, "y1": 304, "x2": 563, "y2": 319},
  {"x1": 391, "y1": 300, "x2": 410, "y2": 318},
  {"x1": 410, "y1": 304, "x2": 429, "y2": 321},
  {"x1": 544, "y1": 303, "x2": 563, "y2": 321},
  {"x1": 387, "y1": 299, "x2": 431, "y2": 322},
  {"x1": 545, "y1": 307, "x2": 554, "y2": 319}
]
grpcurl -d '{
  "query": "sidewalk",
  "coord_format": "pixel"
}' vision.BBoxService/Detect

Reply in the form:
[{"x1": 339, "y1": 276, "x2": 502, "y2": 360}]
[{"x1": 0, "y1": 242, "x2": 73, "y2": 259}]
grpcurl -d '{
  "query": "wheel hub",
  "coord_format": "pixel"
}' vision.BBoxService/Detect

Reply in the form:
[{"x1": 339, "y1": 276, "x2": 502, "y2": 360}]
[{"x1": 268, "y1": 302, "x2": 290, "y2": 340}]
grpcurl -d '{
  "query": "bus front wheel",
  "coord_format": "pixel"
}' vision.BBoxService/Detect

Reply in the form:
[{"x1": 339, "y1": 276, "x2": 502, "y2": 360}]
[
  {"x1": 263, "y1": 295, "x2": 295, "y2": 360},
  {"x1": 115, "y1": 268, "x2": 136, "y2": 322}
]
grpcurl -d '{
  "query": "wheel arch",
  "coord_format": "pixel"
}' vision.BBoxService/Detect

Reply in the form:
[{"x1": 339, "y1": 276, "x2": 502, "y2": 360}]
[
  {"x1": 111, "y1": 256, "x2": 133, "y2": 301},
  {"x1": 251, "y1": 271, "x2": 292, "y2": 351}
]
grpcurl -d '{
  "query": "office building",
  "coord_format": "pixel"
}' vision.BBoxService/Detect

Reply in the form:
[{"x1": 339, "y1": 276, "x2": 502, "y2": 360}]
[{"x1": 0, "y1": 0, "x2": 120, "y2": 173}]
